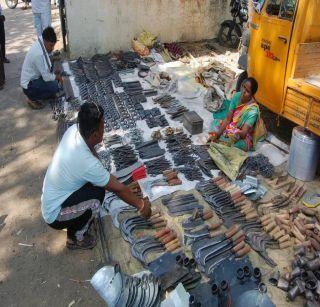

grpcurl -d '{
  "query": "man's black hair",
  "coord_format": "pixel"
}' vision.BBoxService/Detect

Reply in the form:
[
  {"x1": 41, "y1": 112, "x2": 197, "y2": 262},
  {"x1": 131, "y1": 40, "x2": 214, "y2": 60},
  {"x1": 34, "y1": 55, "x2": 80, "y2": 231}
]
[
  {"x1": 78, "y1": 102, "x2": 104, "y2": 139},
  {"x1": 245, "y1": 77, "x2": 259, "y2": 96},
  {"x1": 42, "y1": 27, "x2": 57, "y2": 43}
]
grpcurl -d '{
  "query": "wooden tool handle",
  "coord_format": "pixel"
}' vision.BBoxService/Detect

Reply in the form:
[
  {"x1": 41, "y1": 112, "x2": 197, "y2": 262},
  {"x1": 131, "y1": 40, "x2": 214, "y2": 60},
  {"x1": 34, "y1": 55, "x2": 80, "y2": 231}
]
[
  {"x1": 278, "y1": 234, "x2": 291, "y2": 243},
  {"x1": 151, "y1": 209, "x2": 161, "y2": 217},
  {"x1": 231, "y1": 190, "x2": 242, "y2": 200},
  {"x1": 233, "y1": 234, "x2": 245, "y2": 246},
  {"x1": 207, "y1": 220, "x2": 222, "y2": 231},
  {"x1": 168, "y1": 179, "x2": 182, "y2": 186},
  {"x1": 279, "y1": 240, "x2": 293, "y2": 249},
  {"x1": 273, "y1": 229, "x2": 285, "y2": 240},
  {"x1": 241, "y1": 206, "x2": 255, "y2": 215},
  {"x1": 161, "y1": 232, "x2": 177, "y2": 244},
  {"x1": 212, "y1": 176, "x2": 223, "y2": 183},
  {"x1": 150, "y1": 216, "x2": 165, "y2": 224},
  {"x1": 225, "y1": 224, "x2": 239, "y2": 238},
  {"x1": 154, "y1": 227, "x2": 171, "y2": 239},
  {"x1": 165, "y1": 238, "x2": 179, "y2": 249},
  {"x1": 166, "y1": 242, "x2": 181, "y2": 252},
  {"x1": 163, "y1": 169, "x2": 174, "y2": 176},
  {"x1": 235, "y1": 244, "x2": 251, "y2": 257},
  {"x1": 231, "y1": 230, "x2": 245, "y2": 242},
  {"x1": 209, "y1": 230, "x2": 224, "y2": 238},
  {"x1": 165, "y1": 172, "x2": 178, "y2": 181},
  {"x1": 232, "y1": 240, "x2": 246, "y2": 253},
  {"x1": 158, "y1": 230, "x2": 173, "y2": 243},
  {"x1": 202, "y1": 211, "x2": 214, "y2": 220},
  {"x1": 234, "y1": 195, "x2": 246, "y2": 204},
  {"x1": 153, "y1": 221, "x2": 167, "y2": 229},
  {"x1": 246, "y1": 211, "x2": 258, "y2": 220}
]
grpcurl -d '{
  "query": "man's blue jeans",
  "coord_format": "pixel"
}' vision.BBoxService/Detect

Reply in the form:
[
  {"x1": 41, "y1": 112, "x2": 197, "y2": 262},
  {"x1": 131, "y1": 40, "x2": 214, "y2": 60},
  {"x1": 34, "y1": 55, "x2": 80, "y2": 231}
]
[
  {"x1": 33, "y1": 11, "x2": 52, "y2": 37},
  {"x1": 23, "y1": 77, "x2": 60, "y2": 101}
]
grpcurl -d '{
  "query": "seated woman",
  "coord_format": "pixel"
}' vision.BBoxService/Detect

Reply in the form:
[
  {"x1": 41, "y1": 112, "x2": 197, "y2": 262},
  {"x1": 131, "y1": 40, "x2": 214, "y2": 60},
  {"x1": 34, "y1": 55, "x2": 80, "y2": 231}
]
[{"x1": 208, "y1": 77, "x2": 265, "y2": 151}]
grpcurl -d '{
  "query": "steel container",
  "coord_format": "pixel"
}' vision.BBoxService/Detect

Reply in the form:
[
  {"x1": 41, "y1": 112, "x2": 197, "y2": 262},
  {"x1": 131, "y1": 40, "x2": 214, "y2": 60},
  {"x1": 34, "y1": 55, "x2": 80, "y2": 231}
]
[{"x1": 288, "y1": 126, "x2": 320, "y2": 181}]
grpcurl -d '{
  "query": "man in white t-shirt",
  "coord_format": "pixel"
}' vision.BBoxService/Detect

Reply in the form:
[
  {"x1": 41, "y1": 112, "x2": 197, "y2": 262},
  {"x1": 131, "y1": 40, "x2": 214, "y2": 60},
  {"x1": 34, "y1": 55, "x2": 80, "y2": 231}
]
[
  {"x1": 41, "y1": 102, "x2": 151, "y2": 250},
  {"x1": 32, "y1": 0, "x2": 51, "y2": 37}
]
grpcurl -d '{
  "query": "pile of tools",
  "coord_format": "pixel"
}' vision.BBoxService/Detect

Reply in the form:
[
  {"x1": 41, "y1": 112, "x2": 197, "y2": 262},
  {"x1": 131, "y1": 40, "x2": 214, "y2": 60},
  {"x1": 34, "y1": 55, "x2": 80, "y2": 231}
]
[
  {"x1": 191, "y1": 225, "x2": 251, "y2": 275},
  {"x1": 120, "y1": 211, "x2": 181, "y2": 264},
  {"x1": 162, "y1": 193, "x2": 204, "y2": 217},
  {"x1": 153, "y1": 94, "x2": 189, "y2": 119},
  {"x1": 149, "y1": 169, "x2": 182, "y2": 187},
  {"x1": 190, "y1": 257, "x2": 274, "y2": 307},
  {"x1": 145, "y1": 156, "x2": 172, "y2": 176},
  {"x1": 135, "y1": 140, "x2": 165, "y2": 160},
  {"x1": 148, "y1": 252, "x2": 202, "y2": 292},
  {"x1": 111, "y1": 145, "x2": 138, "y2": 171},
  {"x1": 260, "y1": 206, "x2": 320, "y2": 252},
  {"x1": 91, "y1": 264, "x2": 161, "y2": 307},
  {"x1": 269, "y1": 247, "x2": 320, "y2": 306},
  {"x1": 196, "y1": 178, "x2": 260, "y2": 228},
  {"x1": 240, "y1": 154, "x2": 274, "y2": 178}
]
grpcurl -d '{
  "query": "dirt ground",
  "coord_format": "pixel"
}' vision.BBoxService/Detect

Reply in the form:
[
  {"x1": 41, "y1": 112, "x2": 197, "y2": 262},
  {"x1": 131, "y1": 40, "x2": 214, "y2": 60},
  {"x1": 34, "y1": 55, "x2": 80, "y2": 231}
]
[{"x1": 0, "y1": 2, "x2": 105, "y2": 306}]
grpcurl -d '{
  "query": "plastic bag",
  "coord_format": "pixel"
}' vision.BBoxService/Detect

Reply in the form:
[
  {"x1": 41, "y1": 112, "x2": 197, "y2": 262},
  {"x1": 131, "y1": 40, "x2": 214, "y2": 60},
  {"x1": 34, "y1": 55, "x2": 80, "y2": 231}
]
[
  {"x1": 203, "y1": 87, "x2": 224, "y2": 112},
  {"x1": 132, "y1": 39, "x2": 149, "y2": 56},
  {"x1": 138, "y1": 30, "x2": 157, "y2": 47}
]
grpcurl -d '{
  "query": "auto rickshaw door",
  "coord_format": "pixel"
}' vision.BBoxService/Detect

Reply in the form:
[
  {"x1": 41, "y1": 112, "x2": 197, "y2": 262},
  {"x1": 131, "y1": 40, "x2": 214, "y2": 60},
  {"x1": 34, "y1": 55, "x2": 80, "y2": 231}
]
[{"x1": 248, "y1": 0, "x2": 297, "y2": 113}]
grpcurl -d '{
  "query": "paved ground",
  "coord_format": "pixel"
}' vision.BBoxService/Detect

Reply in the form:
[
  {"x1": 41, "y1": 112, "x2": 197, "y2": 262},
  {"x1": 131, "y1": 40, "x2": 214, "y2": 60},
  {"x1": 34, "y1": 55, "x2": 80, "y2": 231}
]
[{"x1": 0, "y1": 3, "x2": 104, "y2": 306}]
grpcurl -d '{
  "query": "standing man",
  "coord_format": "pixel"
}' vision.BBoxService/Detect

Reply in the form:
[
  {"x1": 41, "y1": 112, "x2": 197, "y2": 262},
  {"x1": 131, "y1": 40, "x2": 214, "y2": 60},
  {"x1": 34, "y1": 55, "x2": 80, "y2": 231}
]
[
  {"x1": 32, "y1": 0, "x2": 52, "y2": 37},
  {"x1": 20, "y1": 27, "x2": 63, "y2": 109},
  {"x1": 0, "y1": 5, "x2": 9, "y2": 63}
]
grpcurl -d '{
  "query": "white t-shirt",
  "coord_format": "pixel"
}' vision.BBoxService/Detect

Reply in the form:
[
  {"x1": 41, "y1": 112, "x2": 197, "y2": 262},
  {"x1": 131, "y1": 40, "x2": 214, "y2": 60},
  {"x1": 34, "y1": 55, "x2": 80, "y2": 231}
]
[
  {"x1": 41, "y1": 124, "x2": 110, "y2": 223},
  {"x1": 32, "y1": 0, "x2": 51, "y2": 14}
]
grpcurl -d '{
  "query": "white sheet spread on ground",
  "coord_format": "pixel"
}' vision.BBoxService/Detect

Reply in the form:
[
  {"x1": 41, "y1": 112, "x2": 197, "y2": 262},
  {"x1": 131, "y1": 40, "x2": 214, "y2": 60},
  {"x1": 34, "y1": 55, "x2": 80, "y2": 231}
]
[{"x1": 65, "y1": 54, "x2": 289, "y2": 202}]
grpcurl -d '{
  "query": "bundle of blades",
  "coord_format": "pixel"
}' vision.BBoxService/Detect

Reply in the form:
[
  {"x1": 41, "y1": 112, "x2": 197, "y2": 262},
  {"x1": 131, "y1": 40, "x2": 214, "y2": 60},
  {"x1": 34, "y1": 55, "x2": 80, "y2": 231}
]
[
  {"x1": 131, "y1": 227, "x2": 181, "y2": 263},
  {"x1": 191, "y1": 225, "x2": 251, "y2": 275},
  {"x1": 104, "y1": 134, "x2": 122, "y2": 147},
  {"x1": 119, "y1": 214, "x2": 167, "y2": 244},
  {"x1": 257, "y1": 195, "x2": 291, "y2": 215},
  {"x1": 145, "y1": 156, "x2": 172, "y2": 176},
  {"x1": 146, "y1": 114, "x2": 169, "y2": 128},
  {"x1": 183, "y1": 220, "x2": 223, "y2": 246},
  {"x1": 192, "y1": 145, "x2": 218, "y2": 175},
  {"x1": 92, "y1": 264, "x2": 161, "y2": 307},
  {"x1": 176, "y1": 166, "x2": 203, "y2": 181},
  {"x1": 246, "y1": 232, "x2": 277, "y2": 267},
  {"x1": 135, "y1": 140, "x2": 165, "y2": 160},
  {"x1": 171, "y1": 149, "x2": 196, "y2": 166},
  {"x1": 111, "y1": 145, "x2": 138, "y2": 171},
  {"x1": 162, "y1": 193, "x2": 203, "y2": 216},
  {"x1": 196, "y1": 180, "x2": 258, "y2": 226},
  {"x1": 182, "y1": 209, "x2": 215, "y2": 230},
  {"x1": 125, "y1": 128, "x2": 144, "y2": 146},
  {"x1": 165, "y1": 132, "x2": 192, "y2": 153}
]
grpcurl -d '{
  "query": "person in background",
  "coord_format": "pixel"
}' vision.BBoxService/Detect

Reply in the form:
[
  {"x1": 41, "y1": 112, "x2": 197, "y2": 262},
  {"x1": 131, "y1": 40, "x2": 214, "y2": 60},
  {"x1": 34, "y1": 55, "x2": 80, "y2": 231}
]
[
  {"x1": 32, "y1": 0, "x2": 52, "y2": 37},
  {"x1": 208, "y1": 77, "x2": 266, "y2": 151},
  {"x1": 0, "y1": 5, "x2": 9, "y2": 63},
  {"x1": 41, "y1": 103, "x2": 152, "y2": 250},
  {"x1": 20, "y1": 27, "x2": 63, "y2": 109}
]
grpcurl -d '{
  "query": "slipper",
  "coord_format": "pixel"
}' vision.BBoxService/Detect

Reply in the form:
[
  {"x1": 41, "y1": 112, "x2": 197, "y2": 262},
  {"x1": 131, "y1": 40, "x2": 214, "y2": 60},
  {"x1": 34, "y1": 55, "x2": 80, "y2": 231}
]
[
  {"x1": 66, "y1": 234, "x2": 97, "y2": 250},
  {"x1": 27, "y1": 99, "x2": 44, "y2": 110},
  {"x1": 302, "y1": 193, "x2": 320, "y2": 208}
]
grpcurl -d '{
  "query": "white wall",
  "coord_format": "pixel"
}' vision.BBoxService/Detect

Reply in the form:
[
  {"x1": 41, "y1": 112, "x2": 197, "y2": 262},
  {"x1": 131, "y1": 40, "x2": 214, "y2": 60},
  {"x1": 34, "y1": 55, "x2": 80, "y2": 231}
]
[{"x1": 65, "y1": 0, "x2": 230, "y2": 58}]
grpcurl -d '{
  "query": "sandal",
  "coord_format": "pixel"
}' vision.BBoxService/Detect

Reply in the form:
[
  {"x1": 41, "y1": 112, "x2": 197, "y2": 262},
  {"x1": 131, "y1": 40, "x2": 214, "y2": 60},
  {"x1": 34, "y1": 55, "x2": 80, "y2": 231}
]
[
  {"x1": 66, "y1": 234, "x2": 97, "y2": 250},
  {"x1": 27, "y1": 99, "x2": 44, "y2": 110}
]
